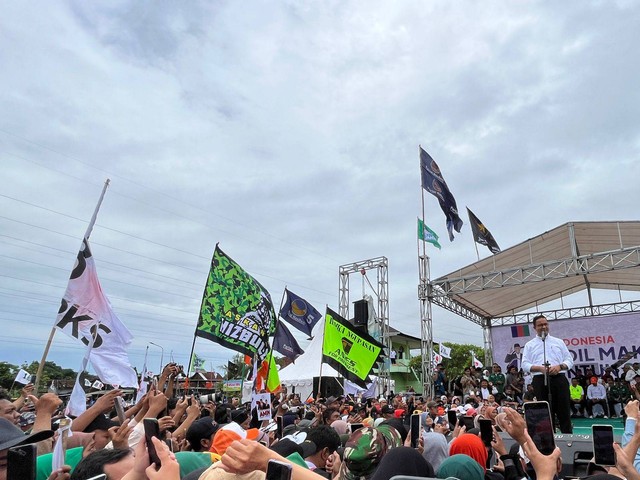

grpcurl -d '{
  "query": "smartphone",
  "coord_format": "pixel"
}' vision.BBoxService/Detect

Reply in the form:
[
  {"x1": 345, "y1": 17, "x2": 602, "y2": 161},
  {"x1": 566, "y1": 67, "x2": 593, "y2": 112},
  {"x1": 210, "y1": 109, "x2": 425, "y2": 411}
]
[
  {"x1": 479, "y1": 419, "x2": 493, "y2": 447},
  {"x1": 276, "y1": 416, "x2": 283, "y2": 439},
  {"x1": 447, "y1": 410, "x2": 457, "y2": 430},
  {"x1": 7, "y1": 444, "x2": 36, "y2": 480},
  {"x1": 524, "y1": 401, "x2": 556, "y2": 455},
  {"x1": 592, "y1": 425, "x2": 616, "y2": 466},
  {"x1": 143, "y1": 418, "x2": 162, "y2": 468},
  {"x1": 114, "y1": 396, "x2": 126, "y2": 424},
  {"x1": 410, "y1": 414, "x2": 421, "y2": 448},
  {"x1": 350, "y1": 423, "x2": 364, "y2": 433},
  {"x1": 266, "y1": 459, "x2": 293, "y2": 480},
  {"x1": 460, "y1": 416, "x2": 475, "y2": 430}
]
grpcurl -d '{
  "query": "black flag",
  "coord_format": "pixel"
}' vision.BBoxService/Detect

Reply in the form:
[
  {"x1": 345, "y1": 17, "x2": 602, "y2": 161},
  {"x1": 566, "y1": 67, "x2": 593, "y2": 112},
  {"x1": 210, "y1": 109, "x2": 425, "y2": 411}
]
[
  {"x1": 272, "y1": 322, "x2": 304, "y2": 361},
  {"x1": 420, "y1": 147, "x2": 464, "y2": 241},
  {"x1": 467, "y1": 207, "x2": 501, "y2": 254}
]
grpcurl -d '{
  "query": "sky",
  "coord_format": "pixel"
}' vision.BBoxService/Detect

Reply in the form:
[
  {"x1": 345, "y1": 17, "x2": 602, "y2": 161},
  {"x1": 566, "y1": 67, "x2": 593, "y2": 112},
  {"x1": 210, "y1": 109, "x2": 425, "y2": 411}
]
[{"x1": 1, "y1": 1, "x2": 639, "y2": 377}]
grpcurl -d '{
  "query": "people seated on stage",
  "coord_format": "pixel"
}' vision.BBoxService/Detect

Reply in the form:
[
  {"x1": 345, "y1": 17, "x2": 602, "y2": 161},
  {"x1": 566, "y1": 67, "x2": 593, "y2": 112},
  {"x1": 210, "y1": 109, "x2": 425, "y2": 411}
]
[
  {"x1": 569, "y1": 377, "x2": 586, "y2": 417},
  {"x1": 587, "y1": 377, "x2": 609, "y2": 418}
]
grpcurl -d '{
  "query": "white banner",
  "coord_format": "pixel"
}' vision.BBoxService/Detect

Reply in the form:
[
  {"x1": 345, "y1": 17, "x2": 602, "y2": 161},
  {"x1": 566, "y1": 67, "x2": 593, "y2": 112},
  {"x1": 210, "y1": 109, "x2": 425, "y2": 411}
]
[{"x1": 490, "y1": 312, "x2": 640, "y2": 375}]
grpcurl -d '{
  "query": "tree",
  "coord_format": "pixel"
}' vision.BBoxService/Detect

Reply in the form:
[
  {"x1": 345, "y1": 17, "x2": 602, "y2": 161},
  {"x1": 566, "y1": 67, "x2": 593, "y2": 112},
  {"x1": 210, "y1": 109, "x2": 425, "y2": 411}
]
[{"x1": 0, "y1": 362, "x2": 19, "y2": 390}]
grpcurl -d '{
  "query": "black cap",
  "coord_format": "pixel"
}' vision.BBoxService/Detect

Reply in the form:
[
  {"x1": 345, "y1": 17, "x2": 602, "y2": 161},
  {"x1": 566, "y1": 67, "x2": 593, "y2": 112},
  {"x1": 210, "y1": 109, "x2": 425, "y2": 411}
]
[
  {"x1": 0, "y1": 418, "x2": 54, "y2": 450},
  {"x1": 186, "y1": 417, "x2": 220, "y2": 451},
  {"x1": 381, "y1": 405, "x2": 394, "y2": 415},
  {"x1": 82, "y1": 414, "x2": 118, "y2": 433},
  {"x1": 230, "y1": 409, "x2": 249, "y2": 425}
]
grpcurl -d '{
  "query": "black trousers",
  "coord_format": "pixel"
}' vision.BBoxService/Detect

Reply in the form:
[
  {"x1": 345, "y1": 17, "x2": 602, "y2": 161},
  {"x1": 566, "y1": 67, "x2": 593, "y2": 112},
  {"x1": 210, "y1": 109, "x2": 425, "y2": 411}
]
[{"x1": 532, "y1": 374, "x2": 573, "y2": 433}]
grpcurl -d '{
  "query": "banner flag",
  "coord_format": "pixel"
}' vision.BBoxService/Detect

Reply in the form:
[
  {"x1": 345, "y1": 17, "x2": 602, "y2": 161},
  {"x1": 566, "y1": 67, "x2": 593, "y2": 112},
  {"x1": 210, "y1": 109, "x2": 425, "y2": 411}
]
[
  {"x1": 84, "y1": 379, "x2": 92, "y2": 387},
  {"x1": 417, "y1": 218, "x2": 442, "y2": 249},
  {"x1": 55, "y1": 238, "x2": 138, "y2": 387},
  {"x1": 14, "y1": 369, "x2": 32, "y2": 385},
  {"x1": 420, "y1": 147, "x2": 464, "y2": 241},
  {"x1": 191, "y1": 353, "x2": 206, "y2": 373},
  {"x1": 279, "y1": 289, "x2": 322, "y2": 337},
  {"x1": 322, "y1": 308, "x2": 385, "y2": 388},
  {"x1": 272, "y1": 322, "x2": 304, "y2": 361},
  {"x1": 433, "y1": 351, "x2": 443, "y2": 367},
  {"x1": 439, "y1": 344, "x2": 451, "y2": 359},
  {"x1": 92, "y1": 380, "x2": 104, "y2": 390},
  {"x1": 467, "y1": 208, "x2": 501, "y2": 254},
  {"x1": 196, "y1": 245, "x2": 276, "y2": 361}
]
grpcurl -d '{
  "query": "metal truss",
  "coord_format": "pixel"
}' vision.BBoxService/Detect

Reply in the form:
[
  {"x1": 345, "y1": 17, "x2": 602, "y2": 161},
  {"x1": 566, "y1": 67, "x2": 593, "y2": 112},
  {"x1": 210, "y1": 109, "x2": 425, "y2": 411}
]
[
  {"x1": 432, "y1": 245, "x2": 640, "y2": 296},
  {"x1": 491, "y1": 299, "x2": 640, "y2": 326},
  {"x1": 427, "y1": 284, "x2": 487, "y2": 325},
  {"x1": 418, "y1": 255, "x2": 433, "y2": 399},
  {"x1": 339, "y1": 257, "x2": 390, "y2": 394}
]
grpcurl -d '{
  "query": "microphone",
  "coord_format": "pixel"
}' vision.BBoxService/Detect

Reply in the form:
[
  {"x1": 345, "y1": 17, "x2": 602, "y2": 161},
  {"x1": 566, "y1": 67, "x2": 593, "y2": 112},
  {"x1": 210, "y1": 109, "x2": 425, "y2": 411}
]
[{"x1": 540, "y1": 330, "x2": 548, "y2": 341}]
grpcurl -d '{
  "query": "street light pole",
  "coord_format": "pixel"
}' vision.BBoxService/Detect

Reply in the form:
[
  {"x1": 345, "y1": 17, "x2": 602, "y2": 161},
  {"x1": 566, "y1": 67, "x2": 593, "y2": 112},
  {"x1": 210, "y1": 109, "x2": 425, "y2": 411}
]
[{"x1": 149, "y1": 342, "x2": 164, "y2": 373}]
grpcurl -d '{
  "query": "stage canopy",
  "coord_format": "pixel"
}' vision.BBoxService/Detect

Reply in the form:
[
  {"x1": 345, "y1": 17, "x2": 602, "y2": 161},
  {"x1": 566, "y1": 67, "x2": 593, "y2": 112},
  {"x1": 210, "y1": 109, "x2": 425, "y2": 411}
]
[{"x1": 430, "y1": 221, "x2": 640, "y2": 326}]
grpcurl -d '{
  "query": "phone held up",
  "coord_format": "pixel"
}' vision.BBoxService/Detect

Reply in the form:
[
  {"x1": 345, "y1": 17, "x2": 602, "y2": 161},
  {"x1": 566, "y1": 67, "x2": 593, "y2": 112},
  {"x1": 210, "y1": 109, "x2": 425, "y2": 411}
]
[
  {"x1": 592, "y1": 425, "x2": 616, "y2": 466},
  {"x1": 7, "y1": 444, "x2": 37, "y2": 480},
  {"x1": 523, "y1": 401, "x2": 556, "y2": 455},
  {"x1": 410, "y1": 414, "x2": 421, "y2": 448},
  {"x1": 143, "y1": 418, "x2": 162, "y2": 469},
  {"x1": 266, "y1": 459, "x2": 293, "y2": 480}
]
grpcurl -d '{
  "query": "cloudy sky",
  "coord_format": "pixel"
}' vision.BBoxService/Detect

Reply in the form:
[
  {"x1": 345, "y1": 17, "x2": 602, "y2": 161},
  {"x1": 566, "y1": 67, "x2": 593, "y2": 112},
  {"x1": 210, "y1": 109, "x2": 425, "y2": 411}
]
[{"x1": 1, "y1": 1, "x2": 639, "y2": 376}]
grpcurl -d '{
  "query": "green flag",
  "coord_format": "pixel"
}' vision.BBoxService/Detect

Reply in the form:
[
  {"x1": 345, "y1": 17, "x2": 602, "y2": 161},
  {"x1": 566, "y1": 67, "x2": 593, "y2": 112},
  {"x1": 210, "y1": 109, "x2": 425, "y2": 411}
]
[
  {"x1": 417, "y1": 218, "x2": 441, "y2": 249},
  {"x1": 322, "y1": 308, "x2": 385, "y2": 388},
  {"x1": 196, "y1": 245, "x2": 277, "y2": 361}
]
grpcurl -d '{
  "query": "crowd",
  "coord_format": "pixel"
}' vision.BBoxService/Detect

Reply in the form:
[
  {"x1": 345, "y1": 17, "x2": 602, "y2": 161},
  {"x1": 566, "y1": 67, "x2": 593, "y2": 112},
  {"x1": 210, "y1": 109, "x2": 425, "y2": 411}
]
[
  {"x1": 3, "y1": 361, "x2": 640, "y2": 480},
  {"x1": 435, "y1": 360, "x2": 640, "y2": 419}
]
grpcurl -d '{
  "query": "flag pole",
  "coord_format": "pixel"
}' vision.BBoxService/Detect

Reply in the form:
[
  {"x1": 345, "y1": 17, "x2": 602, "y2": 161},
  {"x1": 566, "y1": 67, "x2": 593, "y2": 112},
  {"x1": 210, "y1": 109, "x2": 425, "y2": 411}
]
[
  {"x1": 467, "y1": 208, "x2": 481, "y2": 261},
  {"x1": 35, "y1": 179, "x2": 111, "y2": 391}
]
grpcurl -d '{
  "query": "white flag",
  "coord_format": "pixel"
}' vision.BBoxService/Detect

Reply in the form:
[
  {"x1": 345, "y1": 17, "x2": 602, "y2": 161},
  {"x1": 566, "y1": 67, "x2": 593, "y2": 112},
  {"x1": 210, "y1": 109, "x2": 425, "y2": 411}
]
[
  {"x1": 432, "y1": 351, "x2": 443, "y2": 367},
  {"x1": 92, "y1": 380, "x2": 104, "y2": 390},
  {"x1": 439, "y1": 344, "x2": 451, "y2": 359},
  {"x1": 471, "y1": 352, "x2": 484, "y2": 369},
  {"x1": 55, "y1": 238, "x2": 137, "y2": 387},
  {"x1": 14, "y1": 369, "x2": 33, "y2": 385}
]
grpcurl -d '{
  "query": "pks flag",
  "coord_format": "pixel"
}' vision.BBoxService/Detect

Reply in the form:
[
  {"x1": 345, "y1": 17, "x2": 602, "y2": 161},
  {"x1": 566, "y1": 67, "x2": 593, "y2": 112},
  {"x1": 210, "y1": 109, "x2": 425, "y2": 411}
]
[
  {"x1": 279, "y1": 289, "x2": 322, "y2": 337},
  {"x1": 322, "y1": 309, "x2": 385, "y2": 388},
  {"x1": 191, "y1": 353, "x2": 206, "y2": 373},
  {"x1": 55, "y1": 238, "x2": 138, "y2": 387},
  {"x1": 272, "y1": 322, "x2": 304, "y2": 361},
  {"x1": 196, "y1": 245, "x2": 276, "y2": 361},
  {"x1": 439, "y1": 344, "x2": 452, "y2": 359},
  {"x1": 255, "y1": 351, "x2": 281, "y2": 393},
  {"x1": 14, "y1": 369, "x2": 32, "y2": 385},
  {"x1": 471, "y1": 352, "x2": 483, "y2": 369},
  {"x1": 420, "y1": 147, "x2": 464, "y2": 241},
  {"x1": 417, "y1": 218, "x2": 441, "y2": 249},
  {"x1": 467, "y1": 208, "x2": 501, "y2": 254}
]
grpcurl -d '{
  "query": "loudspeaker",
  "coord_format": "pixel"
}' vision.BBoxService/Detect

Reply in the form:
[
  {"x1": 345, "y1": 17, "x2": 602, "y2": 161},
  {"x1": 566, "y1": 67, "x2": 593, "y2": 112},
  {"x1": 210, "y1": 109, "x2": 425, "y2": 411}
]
[
  {"x1": 353, "y1": 299, "x2": 368, "y2": 327},
  {"x1": 313, "y1": 376, "x2": 342, "y2": 399}
]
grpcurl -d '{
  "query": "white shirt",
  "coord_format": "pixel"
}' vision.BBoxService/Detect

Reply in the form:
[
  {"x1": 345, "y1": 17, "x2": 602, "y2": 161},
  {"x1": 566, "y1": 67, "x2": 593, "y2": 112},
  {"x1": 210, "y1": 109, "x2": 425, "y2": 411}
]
[
  {"x1": 587, "y1": 384, "x2": 607, "y2": 400},
  {"x1": 522, "y1": 334, "x2": 573, "y2": 376}
]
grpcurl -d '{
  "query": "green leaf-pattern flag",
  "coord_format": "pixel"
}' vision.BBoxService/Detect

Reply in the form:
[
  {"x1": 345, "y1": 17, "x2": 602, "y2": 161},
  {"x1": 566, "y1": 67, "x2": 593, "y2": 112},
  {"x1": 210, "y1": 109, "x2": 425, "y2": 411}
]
[
  {"x1": 418, "y1": 218, "x2": 442, "y2": 249},
  {"x1": 322, "y1": 308, "x2": 385, "y2": 388},
  {"x1": 196, "y1": 245, "x2": 276, "y2": 361}
]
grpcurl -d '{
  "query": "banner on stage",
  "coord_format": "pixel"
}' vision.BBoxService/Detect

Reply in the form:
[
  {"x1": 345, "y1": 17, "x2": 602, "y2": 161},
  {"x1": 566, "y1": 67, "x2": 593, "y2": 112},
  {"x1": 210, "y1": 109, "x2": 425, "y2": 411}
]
[{"x1": 490, "y1": 312, "x2": 640, "y2": 375}]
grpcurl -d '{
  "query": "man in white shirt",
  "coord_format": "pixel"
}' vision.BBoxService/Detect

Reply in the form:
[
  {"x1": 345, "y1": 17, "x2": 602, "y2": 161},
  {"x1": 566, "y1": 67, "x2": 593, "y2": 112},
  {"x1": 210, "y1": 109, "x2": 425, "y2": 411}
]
[
  {"x1": 586, "y1": 377, "x2": 609, "y2": 418},
  {"x1": 522, "y1": 314, "x2": 574, "y2": 433}
]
